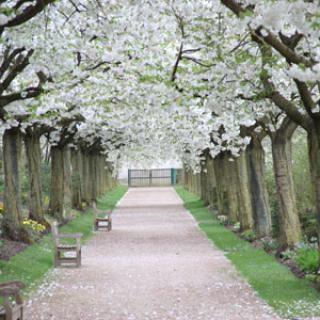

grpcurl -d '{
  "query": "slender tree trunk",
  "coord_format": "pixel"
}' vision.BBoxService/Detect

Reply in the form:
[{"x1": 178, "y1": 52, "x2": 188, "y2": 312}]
[
  {"x1": 2, "y1": 128, "x2": 30, "y2": 242},
  {"x1": 223, "y1": 154, "x2": 239, "y2": 223},
  {"x1": 200, "y1": 154, "x2": 209, "y2": 205},
  {"x1": 247, "y1": 135, "x2": 272, "y2": 236},
  {"x1": 48, "y1": 146, "x2": 65, "y2": 221},
  {"x1": 206, "y1": 155, "x2": 217, "y2": 207},
  {"x1": 103, "y1": 160, "x2": 110, "y2": 192},
  {"x1": 71, "y1": 149, "x2": 83, "y2": 210},
  {"x1": 81, "y1": 151, "x2": 91, "y2": 205},
  {"x1": 213, "y1": 154, "x2": 228, "y2": 216},
  {"x1": 87, "y1": 153, "x2": 97, "y2": 203},
  {"x1": 96, "y1": 155, "x2": 103, "y2": 197},
  {"x1": 63, "y1": 146, "x2": 72, "y2": 215},
  {"x1": 270, "y1": 119, "x2": 301, "y2": 247},
  {"x1": 307, "y1": 122, "x2": 320, "y2": 249},
  {"x1": 24, "y1": 130, "x2": 48, "y2": 228},
  {"x1": 236, "y1": 150, "x2": 254, "y2": 231}
]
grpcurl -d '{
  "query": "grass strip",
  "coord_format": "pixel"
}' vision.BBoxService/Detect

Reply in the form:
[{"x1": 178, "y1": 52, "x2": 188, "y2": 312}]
[
  {"x1": 0, "y1": 185, "x2": 128, "y2": 297},
  {"x1": 175, "y1": 185, "x2": 320, "y2": 318}
]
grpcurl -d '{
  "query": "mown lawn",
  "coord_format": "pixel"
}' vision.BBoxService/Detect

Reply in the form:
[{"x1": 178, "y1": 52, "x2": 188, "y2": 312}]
[
  {"x1": 175, "y1": 185, "x2": 320, "y2": 318},
  {"x1": 0, "y1": 185, "x2": 127, "y2": 296}
]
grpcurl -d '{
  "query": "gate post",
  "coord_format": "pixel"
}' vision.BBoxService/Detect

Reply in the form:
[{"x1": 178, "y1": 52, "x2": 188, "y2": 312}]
[
  {"x1": 128, "y1": 169, "x2": 131, "y2": 187},
  {"x1": 171, "y1": 168, "x2": 177, "y2": 185}
]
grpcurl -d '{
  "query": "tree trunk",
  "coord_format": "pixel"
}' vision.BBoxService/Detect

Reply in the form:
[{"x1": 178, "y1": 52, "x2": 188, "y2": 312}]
[
  {"x1": 89, "y1": 154, "x2": 97, "y2": 202},
  {"x1": 63, "y1": 146, "x2": 72, "y2": 215},
  {"x1": 247, "y1": 135, "x2": 272, "y2": 236},
  {"x1": 213, "y1": 154, "x2": 228, "y2": 216},
  {"x1": 236, "y1": 150, "x2": 254, "y2": 231},
  {"x1": 271, "y1": 118, "x2": 301, "y2": 247},
  {"x1": 81, "y1": 151, "x2": 91, "y2": 205},
  {"x1": 24, "y1": 130, "x2": 48, "y2": 228},
  {"x1": 307, "y1": 122, "x2": 320, "y2": 249},
  {"x1": 48, "y1": 146, "x2": 65, "y2": 221},
  {"x1": 224, "y1": 154, "x2": 239, "y2": 223},
  {"x1": 2, "y1": 128, "x2": 30, "y2": 242},
  {"x1": 71, "y1": 149, "x2": 83, "y2": 210},
  {"x1": 200, "y1": 154, "x2": 209, "y2": 205},
  {"x1": 206, "y1": 155, "x2": 217, "y2": 208}
]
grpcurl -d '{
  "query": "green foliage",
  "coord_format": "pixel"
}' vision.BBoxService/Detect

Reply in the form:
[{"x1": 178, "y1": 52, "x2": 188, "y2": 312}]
[
  {"x1": 241, "y1": 229, "x2": 256, "y2": 242},
  {"x1": 22, "y1": 219, "x2": 46, "y2": 242},
  {"x1": 281, "y1": 249, "x2": 296, "y2": 261},
  {"x1": 175, "y1": 186, "x2": 320, "y2": 318},
  {"x1": 262, "y1": 237, "x2": 280, "y2": 253},
  {"x1": 0, "y1": 185, "x2": 127, "y2": 297},
  {"x1": 295, "y1": 245, "x2": 319, "y2": 274}
]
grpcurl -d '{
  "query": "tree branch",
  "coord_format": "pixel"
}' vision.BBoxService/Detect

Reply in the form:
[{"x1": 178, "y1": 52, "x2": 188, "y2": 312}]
[{"x1": 171, "y1": 42, "x2": 183, "y2": 82}]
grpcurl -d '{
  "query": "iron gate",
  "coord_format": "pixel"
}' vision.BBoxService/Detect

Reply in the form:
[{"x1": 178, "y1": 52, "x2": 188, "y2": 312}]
[{"x1": 128, "y1": 168, "x2": 177, "y2": 187}]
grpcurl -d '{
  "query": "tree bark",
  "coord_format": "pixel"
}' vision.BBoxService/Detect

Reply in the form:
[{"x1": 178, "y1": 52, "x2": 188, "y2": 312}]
[
  {"x1": 200, "y1": 154, "x2": 209, "y2": 205},
  {"x1": 205, "y1": 155, "x2": 217, "y2": 207},
  {"x1": 213, "y1": 154, "x2": 228, "y2": 216},
  {"x1": 247, "y1": 135, "x2": 272, "y2": 236},
  {"x1": 307, "y1": 122, "x2": 320, "y2": 248},
  {"x1": 2, "y1": 128, "x2": 30, "y2": 242},
  {"x1": 24, "y1": 130, "x2": 48, "y2": 228},
  {"x1": 71, "y1": 149, "x2": 83, "y2": 210},
  {"x1": 270, "y1": 118, "x2": 301, "y2": 247},
  {"x1": 236, "y1": 150, "x2": 254, "y2": 231},
  {"x1": 63, "y1": 146, "x2": 72, "y2": 214},
  {"x1": 89, "y1": 153, "x2": 97, "y2": 202},
  {"x1": 81, "y1": 151, "x2": 91, "y2": 205},
  {"x1": 48, "y1": 146, "x2": 65, "y2": 221}
]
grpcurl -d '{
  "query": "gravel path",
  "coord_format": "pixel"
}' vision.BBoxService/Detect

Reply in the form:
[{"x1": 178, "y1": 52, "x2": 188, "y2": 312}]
[{"x1": 25, "y1": 187, "x2": 281, "y2": 320}]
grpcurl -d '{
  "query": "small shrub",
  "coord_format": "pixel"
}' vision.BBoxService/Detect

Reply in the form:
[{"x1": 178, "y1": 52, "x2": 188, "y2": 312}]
[
  {"x1": 23, "y1": 219, "x2": 46, "y2": 242},
  {"x1": 232, "y1": 222, "x2": 241, "y2": 232},
  {"x1": 281, "y1": 249, "x2": 296, "y2": 261},
  {"x1": 241, "y1": 229, "x2": 256, "y2": 242},
  {"x1": 295, "y1": 245, "x2": 319, "y2": 274},
  {"x1": 262, "y1": 237, "x2": 280, "y2": 253},
  {"x1": 217, "y1": 215, "x2": 228, "y2": 225}
]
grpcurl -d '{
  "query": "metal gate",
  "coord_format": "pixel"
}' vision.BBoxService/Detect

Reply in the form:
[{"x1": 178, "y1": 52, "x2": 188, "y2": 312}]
[{"x1": 128, "y1": 168, "x2": 177, "y2": 187}]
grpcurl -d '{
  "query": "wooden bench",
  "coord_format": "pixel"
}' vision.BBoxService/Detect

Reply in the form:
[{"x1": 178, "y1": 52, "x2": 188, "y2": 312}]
[
  {"x1": 0, "y1": 281, "x2": 24, "y2": 320},
  {"x1": 92, "y1": 202, "x2": 112, "y2": 231},
  {"x1": 51, "y1": 222, "x2": 82, "y2": 268}
]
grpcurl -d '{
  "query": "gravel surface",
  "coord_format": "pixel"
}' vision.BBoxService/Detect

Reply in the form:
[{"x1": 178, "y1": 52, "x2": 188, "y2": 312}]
[{"x1": 25, "y1": 187, "x2": 282, "y2": 320}]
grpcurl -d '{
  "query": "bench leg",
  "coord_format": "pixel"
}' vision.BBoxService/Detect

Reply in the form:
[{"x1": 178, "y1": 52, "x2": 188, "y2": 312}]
[
  {"x1": 76, "y1": 249, "x2": 81, "y2": 267},
  {"x1": 108, "y1": 219, "x2": 112, "y2": 232},
  {"x1": 54, "y1": 250, "x2": 60, "y2": 268}
]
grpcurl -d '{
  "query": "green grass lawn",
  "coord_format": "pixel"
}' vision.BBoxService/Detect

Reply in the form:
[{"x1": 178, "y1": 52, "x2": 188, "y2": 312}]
[
  {"x1": 0, "y1": 185, "x2": 127, "y2": 297},
  {"x1": 175, "y1": 185, "x2": 320, "y2": 318}
]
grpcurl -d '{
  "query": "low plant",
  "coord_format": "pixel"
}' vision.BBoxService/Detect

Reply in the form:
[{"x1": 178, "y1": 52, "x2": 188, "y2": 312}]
[
  {"x1": 232, "y1": 222, "x2": 241, "y2": 232},
  {"x1": 262, "y1": 237, "x2": 280, "y2": 253},
  {"x1": 295, "y1": 244, "x2": 319, "y2": 274},
  {"x1": 217, "y1": 215, "x2": 228, "y2": 225},
  {"x1": 241, "y1": 229, "x2": 256, "y2": 242},
  {"x1": 22, "y1": 219, "x2": 46, "y2": 242},
  {"x1": 281, "y1": 249, "x2": 296, "y2": 261}
]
